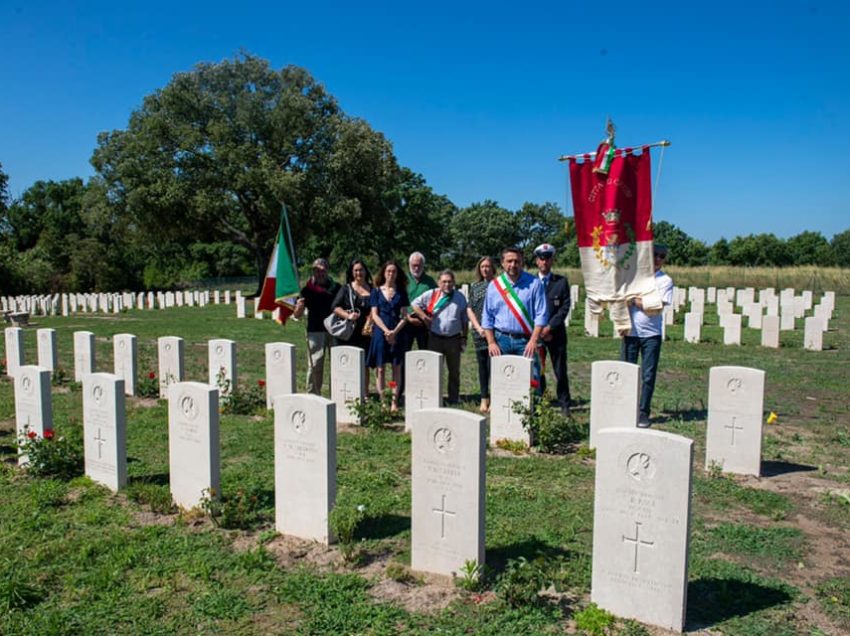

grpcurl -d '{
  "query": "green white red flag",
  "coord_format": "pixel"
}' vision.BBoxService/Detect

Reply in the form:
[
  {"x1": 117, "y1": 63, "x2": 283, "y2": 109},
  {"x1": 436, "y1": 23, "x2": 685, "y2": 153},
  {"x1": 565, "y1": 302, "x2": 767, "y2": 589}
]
[{"x1": 257, "y1": 220, "x2": 300, "y2": 323}]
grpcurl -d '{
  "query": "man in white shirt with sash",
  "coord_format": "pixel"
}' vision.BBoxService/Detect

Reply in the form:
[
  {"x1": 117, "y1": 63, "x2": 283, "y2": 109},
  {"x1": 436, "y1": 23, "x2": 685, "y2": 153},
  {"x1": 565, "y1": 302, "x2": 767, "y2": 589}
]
[
  {"x1": 481, "y1": 247, "x2": 548, "y2": 388},
  {"x1": 411, "y1": 269, "x2": 469, "y2": 404}
]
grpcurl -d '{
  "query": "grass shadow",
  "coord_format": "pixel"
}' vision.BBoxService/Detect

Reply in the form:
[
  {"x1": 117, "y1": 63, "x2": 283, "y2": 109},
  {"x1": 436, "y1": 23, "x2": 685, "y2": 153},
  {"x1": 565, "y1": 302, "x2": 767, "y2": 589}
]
[
  {"x1": 357, "y1": 513, "x2": 410, "y2": 540},
  {"x1": 486, "y1": 537, "x2": 576, "y2": 573},
  {"x1": 656, "y1": 408, "x2": 707, "y2": 424},
  {"x1": 686, "y1": 577, "x2": 794, "y2": 629},
  {"x1": 761, "y1": 460, "x2": 817, "y2": 477},
  {"x1": 127, "y1": 472, "x2": 170, "y2": 487}
]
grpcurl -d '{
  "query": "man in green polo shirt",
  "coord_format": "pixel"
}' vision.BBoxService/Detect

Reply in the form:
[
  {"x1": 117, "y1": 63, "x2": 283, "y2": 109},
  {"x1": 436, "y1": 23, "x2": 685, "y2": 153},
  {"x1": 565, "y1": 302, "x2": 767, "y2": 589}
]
[{"x1": 406, "y1": 251, "x2": 437, "y2": 350}]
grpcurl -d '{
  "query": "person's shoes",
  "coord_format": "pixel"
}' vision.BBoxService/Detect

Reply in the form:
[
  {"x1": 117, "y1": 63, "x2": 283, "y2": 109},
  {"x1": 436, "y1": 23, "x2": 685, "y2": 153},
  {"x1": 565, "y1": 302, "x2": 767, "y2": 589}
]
[
  {"x1": 560, "y1": 405, "x2": 572, "y2": 418},
  {"x1": 479, "y1": 398, "x2": 490, "y2": 414},
  {"x1": 637, "y1": 412, "x2": 651, "y2": 428}
]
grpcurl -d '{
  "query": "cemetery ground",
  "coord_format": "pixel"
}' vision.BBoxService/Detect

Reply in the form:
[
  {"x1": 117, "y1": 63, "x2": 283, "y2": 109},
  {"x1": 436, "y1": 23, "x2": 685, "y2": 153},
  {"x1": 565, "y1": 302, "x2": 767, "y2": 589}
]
[{"x1": 1, "y1": 296, "x2": 849, "y2": 635}]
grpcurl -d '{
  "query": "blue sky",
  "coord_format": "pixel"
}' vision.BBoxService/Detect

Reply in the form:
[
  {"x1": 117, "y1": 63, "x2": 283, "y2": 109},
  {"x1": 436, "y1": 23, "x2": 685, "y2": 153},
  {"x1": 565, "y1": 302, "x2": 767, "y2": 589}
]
[{"x1": 2, "y1": 0, "x2": 849, "y2": 243}]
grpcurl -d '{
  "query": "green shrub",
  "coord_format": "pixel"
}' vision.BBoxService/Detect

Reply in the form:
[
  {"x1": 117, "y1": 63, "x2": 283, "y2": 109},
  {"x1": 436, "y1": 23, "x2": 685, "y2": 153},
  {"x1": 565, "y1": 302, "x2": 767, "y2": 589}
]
[
  {"x1": 495, "y1": 557, "x2": 548, "y2": 607},
  {"x1": 513, "y1": 391, "x2": 585, "y2": 453},
  {"x1": 217, "y1": 371, "x2": 266, "y2": 415},
  {"x1": 126, "y1": 482, "x2": 176, "y2": 515},
  {"x1": 329, "y1": 504, "x2": 366, "y2": 563},
  {"x1": 348, "y1": 386, "x2": 397, "y2": 428},
  {"x1": 573, "y1": 603, "x2": 615, "y2": 635},
  {"x1": 18, "y1": 425, "x2": 84, "y2": 480},
  {"x1": 200, "y1": 486, "x2": 265, "y2": 529},
  {"x1": 136, "y1": 370, "x2": 160, "y2": 399}
]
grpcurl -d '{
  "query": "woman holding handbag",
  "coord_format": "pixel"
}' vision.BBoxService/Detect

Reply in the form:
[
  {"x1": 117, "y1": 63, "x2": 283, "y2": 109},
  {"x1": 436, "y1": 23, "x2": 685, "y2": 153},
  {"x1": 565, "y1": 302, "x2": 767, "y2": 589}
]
[{"x1": 330, "y1": 259, "x2": 373, "y2": 352}]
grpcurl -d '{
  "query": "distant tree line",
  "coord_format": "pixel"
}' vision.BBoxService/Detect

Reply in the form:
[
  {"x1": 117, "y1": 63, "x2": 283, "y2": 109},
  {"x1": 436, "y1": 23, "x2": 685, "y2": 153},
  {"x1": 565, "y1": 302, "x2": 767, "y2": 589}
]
[{"x1": 1, "y1": 54, "x2": 849, "y2": 295}]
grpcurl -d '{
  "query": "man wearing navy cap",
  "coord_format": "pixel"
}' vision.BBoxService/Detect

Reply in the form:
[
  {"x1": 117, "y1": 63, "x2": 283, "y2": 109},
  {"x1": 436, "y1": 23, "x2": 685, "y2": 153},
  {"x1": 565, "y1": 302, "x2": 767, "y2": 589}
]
[{"x1": 534, "y1": 243, "x2": 572, "y2": 415}]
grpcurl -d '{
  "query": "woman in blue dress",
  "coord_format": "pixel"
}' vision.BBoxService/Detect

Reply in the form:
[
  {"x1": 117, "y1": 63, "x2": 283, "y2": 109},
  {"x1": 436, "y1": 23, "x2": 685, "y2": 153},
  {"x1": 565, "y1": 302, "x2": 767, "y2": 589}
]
[{"x1": 366, "y1": 260, "x2": 409, "y2": 411}]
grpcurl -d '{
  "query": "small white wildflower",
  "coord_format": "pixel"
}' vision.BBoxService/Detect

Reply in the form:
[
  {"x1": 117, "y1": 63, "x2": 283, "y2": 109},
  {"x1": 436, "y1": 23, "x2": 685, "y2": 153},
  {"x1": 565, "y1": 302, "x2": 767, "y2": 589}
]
[{"x1": 356, "y1": 504, "x2": 366, "y2": 513}]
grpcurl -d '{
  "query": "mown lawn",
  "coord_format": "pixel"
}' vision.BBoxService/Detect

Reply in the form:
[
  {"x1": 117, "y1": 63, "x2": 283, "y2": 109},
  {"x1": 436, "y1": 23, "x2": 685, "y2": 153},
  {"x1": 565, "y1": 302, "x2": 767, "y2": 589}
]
[{"x1": 1, "y1": 292, "x2": 847, "y2": 634}]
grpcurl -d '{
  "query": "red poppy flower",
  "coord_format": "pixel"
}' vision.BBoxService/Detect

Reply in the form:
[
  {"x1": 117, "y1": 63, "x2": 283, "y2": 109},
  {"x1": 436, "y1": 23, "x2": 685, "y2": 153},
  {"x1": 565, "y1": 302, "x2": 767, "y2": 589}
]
[
  {"x1": 44, "y1": 430, "x2": 55, "y2": 439},
  {"x1": 530, "y1": 379, "x2": 540, "y2": 389},
  {"x1": 388, "y1": 381, "x2": 397, "y2": 389},
  {"x1": 26, "y1": 430, "x2": 37, "y2": 439},
  {"x1": 258, "y1": 379, "x2": 266, "y2": 387},
  {"x1": 148, "y1": 371, "x2": 156, "y2": 379}
]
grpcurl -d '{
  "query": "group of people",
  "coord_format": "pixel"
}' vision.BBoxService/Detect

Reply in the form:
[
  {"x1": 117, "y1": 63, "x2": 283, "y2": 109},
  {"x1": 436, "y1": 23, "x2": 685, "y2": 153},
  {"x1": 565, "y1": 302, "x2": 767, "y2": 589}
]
[{"x1": 292, "y1": 242, "x2": 673, "y2": 426}]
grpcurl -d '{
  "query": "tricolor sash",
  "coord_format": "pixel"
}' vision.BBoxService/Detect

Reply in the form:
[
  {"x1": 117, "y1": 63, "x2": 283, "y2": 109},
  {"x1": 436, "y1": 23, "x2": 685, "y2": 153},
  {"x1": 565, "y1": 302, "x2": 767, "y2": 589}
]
[
  {"x1": 493, "y1": 273, "x2": 533, "y2": 337},
  {"x1": 426, "y1": 290, "x2": 451, "y2": 316}
]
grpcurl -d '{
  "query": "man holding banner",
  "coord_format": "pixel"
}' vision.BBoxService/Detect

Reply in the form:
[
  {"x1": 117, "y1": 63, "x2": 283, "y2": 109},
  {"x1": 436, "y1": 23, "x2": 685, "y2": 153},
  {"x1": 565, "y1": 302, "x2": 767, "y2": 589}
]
[{"x1": 481, "y1": 247, "x2": 548, "y2": 388}]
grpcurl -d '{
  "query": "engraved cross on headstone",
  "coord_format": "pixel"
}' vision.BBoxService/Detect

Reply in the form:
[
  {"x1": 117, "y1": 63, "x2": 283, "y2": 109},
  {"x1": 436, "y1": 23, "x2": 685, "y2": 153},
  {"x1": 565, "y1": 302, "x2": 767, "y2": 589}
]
[
  {"x1": 94, "y1": 428, "x2": 107, "y2": 459},
  {"x1": 502, "y1": 398, "x2": 514, "y2": 423},
  {"x1": 432, "y1": 494, "x2": 456, "y2": 539},
  {"x1": 341, "y1": 383, "x2": 353, "y2": 403},
  {"x1": 416, "y1": 389, "x2": 427, "y2": 409},
  {"x1": 622, "y1": 521, "x2": 655, "y2": 573},
  {"x1": 724, "y1": 416, "x2": 744, "y2": 446}
]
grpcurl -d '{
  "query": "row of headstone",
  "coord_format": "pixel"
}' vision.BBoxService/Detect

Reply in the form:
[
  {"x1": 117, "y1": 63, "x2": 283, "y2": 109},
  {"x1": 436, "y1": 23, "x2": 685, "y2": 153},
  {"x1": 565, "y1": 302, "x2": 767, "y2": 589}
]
[
  {"x1": 588, "y1": 360, "x2": 767, "y2": 474},
  {"x1": 2, "y1": 289, "x2": 237, "y2": 318},
  {"x1": 12, "y1": 362, "x2": 485, "y2": 582}
]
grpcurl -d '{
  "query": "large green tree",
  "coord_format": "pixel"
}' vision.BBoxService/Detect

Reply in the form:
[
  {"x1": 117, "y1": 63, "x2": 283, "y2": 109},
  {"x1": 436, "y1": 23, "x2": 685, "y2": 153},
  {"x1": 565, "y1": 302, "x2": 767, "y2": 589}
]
[
  {"x1": 514, "y1": 202, "x2": 568, "y2": 256},
  {"x1": 831, "y1": 228, "x2": 850, "y2": 268},
  {"x1": 447, "y1": 201, "x2": 518, "y2": 269},
  {"x1": 91, "y1": 54, "x2": 413, "y2": 289}
]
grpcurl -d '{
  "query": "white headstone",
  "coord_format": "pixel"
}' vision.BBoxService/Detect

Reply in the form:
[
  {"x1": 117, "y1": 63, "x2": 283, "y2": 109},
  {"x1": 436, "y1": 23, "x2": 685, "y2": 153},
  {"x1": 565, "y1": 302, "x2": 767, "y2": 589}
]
[
  {"x1": 157, "y1": 336, "x2": 185, "y2": 398},
  {"x1": 265, "y1": 342, "x2": 296, "y2": 410},
  {"x1": 236, "y1": 296, "x2": 246, "y2": 318},
  {"x1": 224, "y1": 290, "x2": 231, "y2": 304},
  {"x1": 168, "y1": 382, "x2": 220, "y2": 509},
  {"x1": 706, "y1": 287, "x2": 716, "y2": 303},
  {"x1": 274, "y1": 394, "x2": 336, "y2": 543},
  {"x1": 411, "y1": 408, "x2": 486, "y2": 577},
  {"x1": 113, "y1": 333, "x2": 137, "y2": 396},
  {"x1": 15, "y1": 366, "x2": 53, "y2": 460},
  {"x1": 208, "y1": 339, "x2": 237, "y2": 395},
  {"x1": 585, "y1": 304, "x2": 600, "y2": 337},
  {"x1": 804, "y1": 317, "x2": 823, "y2": 351},
  {"x1": 73, "y1": 331, "x2": 96, "y2": 383},
  {"x1": 780, "y1": 304, "x2": 795, "y2": 331},
  {"x1": 405, "y1": 350, "x2": 444, "y2": 432},
  {"x1": 489, "y1": 355, "x2": 532, "y2": 446},
  {"x1": 590, "y1": 361, "x2": 640, "y2": 448},
  {"x1": 83, "y1": 373, "x2": 127, "y2": 491},
  {"x1": 683, "y1": 313, "x2": 701, "y2": 344},
  {"x1": 330, "y1": 346, "x2": 365, "y2": 424},
  {"x1": 37, "y1": 328, "x2": 58, "y2": 372},
  {"x1": 592, "y1": 428, "x2": 693, "y2": 632},
  {"x1": 761, "y1": 315, "x2": 780, "y2": 348},
  {"x1": 722, "y1": 314, "x2": 742, "y2": 345},
  {"x1": 705, "y1": 366, "x2": 765, "y2": 476},
  {"x1": 5, "y1": 327, "x2": 25, "y2": 377}
]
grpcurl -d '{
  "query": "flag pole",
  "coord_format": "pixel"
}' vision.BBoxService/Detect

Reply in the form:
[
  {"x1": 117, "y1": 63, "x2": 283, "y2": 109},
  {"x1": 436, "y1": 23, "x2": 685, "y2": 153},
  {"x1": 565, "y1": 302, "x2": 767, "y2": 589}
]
[{"x1": 557, "y1": 139, "x2": 671, "y2": 162}]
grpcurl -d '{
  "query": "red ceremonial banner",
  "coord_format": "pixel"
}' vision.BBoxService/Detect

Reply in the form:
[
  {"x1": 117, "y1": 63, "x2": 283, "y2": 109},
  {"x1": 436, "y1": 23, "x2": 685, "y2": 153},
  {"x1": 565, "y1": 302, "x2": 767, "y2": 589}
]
[
  {"x1": 568, "y1": 148, "x2": 658, "y2": 332},
  {"x1": 569, "y1": 150, "x2": 652, "y2": 252}
]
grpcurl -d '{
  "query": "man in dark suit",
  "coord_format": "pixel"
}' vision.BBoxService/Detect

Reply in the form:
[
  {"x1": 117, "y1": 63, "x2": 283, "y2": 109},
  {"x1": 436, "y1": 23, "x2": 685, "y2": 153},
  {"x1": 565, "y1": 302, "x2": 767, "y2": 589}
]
[{"x1": 534, "y1": 243, "x2": 572, "y2": 415}]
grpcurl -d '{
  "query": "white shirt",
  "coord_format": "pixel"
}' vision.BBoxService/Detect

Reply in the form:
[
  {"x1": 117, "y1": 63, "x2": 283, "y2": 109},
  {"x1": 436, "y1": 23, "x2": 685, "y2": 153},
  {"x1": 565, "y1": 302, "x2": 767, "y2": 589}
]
[{"x1": 628, "y1": 270, "x2": 674, "y2": 338}]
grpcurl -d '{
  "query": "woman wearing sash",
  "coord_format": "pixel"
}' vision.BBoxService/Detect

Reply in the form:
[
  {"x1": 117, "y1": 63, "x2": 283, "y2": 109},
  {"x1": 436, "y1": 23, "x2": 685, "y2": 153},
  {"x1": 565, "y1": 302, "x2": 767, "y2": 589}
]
[
  {"x1": 466, "y1": 256, "x2": 497, "y2": 413},
  {"x1": 366, "y1": 260, "x2": 409, "y2": 411}
]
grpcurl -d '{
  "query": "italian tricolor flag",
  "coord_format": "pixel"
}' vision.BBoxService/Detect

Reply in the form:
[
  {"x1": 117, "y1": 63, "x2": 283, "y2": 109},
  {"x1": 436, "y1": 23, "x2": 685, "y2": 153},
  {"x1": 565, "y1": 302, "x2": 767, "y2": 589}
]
[
  {"x1": 569, "y1": 148, "x2": 661, "y2": 322},
  {"x1": 256, "y1": 221, "x2": 300, "y2": 324}
]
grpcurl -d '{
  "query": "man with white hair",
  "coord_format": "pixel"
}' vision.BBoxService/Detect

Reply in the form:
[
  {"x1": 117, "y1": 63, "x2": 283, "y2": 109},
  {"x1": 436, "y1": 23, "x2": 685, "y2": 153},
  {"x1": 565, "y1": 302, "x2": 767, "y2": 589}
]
[{"x1": 405, "y1": 251, "x2": 437, "y2": 351}]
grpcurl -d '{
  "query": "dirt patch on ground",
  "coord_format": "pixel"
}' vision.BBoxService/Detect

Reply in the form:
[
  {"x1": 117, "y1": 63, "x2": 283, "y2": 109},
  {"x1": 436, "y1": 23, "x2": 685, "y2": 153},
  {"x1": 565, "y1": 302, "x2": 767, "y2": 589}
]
[{"x1": 129, "y1": 397, "x2": 160, "y2": 408}]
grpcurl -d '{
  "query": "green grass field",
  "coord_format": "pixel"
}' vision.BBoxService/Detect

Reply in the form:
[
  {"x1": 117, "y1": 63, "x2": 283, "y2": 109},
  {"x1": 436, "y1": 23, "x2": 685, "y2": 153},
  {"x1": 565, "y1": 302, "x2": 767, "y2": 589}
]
[{"x1": 1, "y1": 293, "x2": 848, "y2": 635}]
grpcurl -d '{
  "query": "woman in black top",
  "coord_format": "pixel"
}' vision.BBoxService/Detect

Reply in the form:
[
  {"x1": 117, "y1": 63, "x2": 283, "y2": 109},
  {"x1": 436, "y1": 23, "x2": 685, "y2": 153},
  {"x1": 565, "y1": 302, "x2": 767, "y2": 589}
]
[{"x1": 331, "y1": 259, "x2": 373, "y2": 351}]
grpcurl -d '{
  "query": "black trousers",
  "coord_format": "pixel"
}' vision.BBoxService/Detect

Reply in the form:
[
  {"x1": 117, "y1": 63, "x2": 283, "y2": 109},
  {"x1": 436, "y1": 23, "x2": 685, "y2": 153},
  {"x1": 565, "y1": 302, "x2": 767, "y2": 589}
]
[{"x1": 539, "y1": 332, "x2": 571, "y2": 407}]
